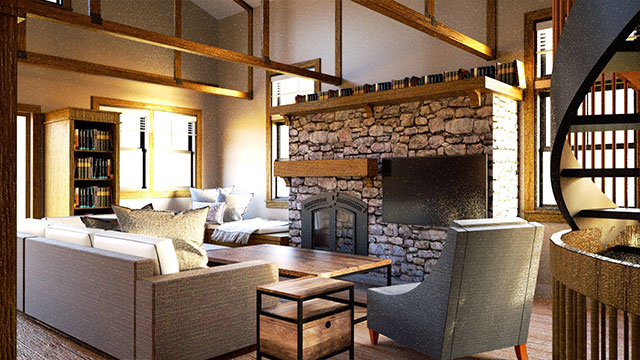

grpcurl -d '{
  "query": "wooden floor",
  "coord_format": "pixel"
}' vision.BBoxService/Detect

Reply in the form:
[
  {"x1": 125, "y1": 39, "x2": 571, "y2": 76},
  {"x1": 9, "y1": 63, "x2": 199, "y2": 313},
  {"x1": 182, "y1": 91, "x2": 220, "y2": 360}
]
[{"x1": 17, "y1": 298, "x2": 553, "y2": 360}]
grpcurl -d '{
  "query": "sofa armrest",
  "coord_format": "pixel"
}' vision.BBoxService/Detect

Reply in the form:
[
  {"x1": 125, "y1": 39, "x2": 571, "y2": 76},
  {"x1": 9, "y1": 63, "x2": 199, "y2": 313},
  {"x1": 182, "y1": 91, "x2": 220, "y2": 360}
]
[{"x1": 136, "y1": 260, "x2": 279, "y2": 360}]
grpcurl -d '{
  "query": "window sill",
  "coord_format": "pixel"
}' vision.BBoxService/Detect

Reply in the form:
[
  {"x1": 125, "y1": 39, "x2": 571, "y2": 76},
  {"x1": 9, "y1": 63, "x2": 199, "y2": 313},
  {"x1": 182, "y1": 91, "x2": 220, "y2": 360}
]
[
  {"x1": 523, "y1": 209, "x2": 567, "y2": 223},
  {"x1": 266, "y1": 199, "x2": 289, "y2": 209},
  {"x1": 121, "y1": 189, "x2": 190, "y2": 199}
]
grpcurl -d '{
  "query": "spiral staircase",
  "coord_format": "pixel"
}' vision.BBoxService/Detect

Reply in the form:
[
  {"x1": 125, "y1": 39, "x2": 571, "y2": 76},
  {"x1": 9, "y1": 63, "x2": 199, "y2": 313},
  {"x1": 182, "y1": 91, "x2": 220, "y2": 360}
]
[{"x1": 551, "y1": 0, "x2": 640, "y2": 245}]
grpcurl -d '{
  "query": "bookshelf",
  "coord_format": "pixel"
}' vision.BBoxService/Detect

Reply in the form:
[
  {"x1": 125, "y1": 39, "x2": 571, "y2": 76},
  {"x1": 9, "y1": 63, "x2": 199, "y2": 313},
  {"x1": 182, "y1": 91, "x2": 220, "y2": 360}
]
[
  {"x1": 44, "y1": 108, "x2": 120, "y2": 217},
  {"x1": 270, "y1": 76, "x2": 523, "y2": 117}
]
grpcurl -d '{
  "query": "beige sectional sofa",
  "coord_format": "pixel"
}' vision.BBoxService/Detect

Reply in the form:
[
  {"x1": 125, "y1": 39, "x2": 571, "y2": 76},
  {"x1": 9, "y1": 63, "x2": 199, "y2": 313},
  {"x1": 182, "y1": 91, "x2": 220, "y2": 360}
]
[{"x1": 17, "y1": 218, "x2": 278, "y2": 360}]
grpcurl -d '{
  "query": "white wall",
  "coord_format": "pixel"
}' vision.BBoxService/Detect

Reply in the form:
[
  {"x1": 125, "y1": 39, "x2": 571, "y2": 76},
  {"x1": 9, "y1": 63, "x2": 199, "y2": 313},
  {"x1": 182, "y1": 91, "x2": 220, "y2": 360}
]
[{"x1": 19, "y1": 0, "x2": 223, "y2": 212}]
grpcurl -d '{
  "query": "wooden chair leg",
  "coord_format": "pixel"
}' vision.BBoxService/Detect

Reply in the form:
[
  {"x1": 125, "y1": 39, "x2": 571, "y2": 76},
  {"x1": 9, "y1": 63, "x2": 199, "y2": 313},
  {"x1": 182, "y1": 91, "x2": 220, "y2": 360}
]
[
  {"x1": 369, "y1": 329, "x2": 379, "y2": 345},
  {"x1": 515, "y1": 344, "x2": 528, "y2": 360}
]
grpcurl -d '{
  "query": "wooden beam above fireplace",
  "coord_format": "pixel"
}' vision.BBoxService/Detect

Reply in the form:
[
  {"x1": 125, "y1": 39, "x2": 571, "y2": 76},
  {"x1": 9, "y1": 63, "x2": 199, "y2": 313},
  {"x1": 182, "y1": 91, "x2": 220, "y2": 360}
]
[{"x1": 274, "y1": 158, "x2": 378, "y2": 187}]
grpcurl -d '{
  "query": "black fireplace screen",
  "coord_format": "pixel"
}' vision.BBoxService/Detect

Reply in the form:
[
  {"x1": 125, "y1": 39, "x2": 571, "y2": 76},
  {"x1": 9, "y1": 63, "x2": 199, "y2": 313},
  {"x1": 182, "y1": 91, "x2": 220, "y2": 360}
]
[{"x1": 301, "y1": 192, "x2": 368, "y2": 255}]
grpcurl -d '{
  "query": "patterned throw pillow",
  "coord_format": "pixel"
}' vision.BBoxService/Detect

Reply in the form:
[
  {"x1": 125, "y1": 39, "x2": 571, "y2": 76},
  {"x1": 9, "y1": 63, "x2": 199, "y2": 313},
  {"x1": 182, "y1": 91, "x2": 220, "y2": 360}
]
[
  {"x1": 192, "y1": 201, "x2": 226, "y2": 224},
  {"x1": 217, "y1": 193, "x2": 254, "y2": 222},
  {"x1": 112, "y1": 205, "x2": 209, "y2": 271}
]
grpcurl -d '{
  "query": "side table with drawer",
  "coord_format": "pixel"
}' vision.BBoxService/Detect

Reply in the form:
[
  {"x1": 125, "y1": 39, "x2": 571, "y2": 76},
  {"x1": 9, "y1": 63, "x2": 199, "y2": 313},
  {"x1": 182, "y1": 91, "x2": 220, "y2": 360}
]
[{"x1": 256, "y1": 277, "x2": 354, "y2": 360}]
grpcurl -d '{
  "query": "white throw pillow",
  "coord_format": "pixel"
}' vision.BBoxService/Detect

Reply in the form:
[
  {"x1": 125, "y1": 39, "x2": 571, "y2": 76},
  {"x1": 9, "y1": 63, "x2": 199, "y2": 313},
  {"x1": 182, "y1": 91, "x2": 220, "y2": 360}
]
[
  {"x1": 192, "y1": 201, "x2": 226, "y2": 224},
  {"x1": 218, "y1": 193, "x2": 254, "y2": 222},
  {"x1": 189, "y1": 186, "x2": 234, "y2": 203}
]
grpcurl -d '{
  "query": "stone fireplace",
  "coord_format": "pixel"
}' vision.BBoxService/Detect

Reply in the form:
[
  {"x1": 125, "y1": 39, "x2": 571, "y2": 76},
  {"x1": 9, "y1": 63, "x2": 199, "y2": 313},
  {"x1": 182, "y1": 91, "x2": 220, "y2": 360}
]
[
  {"x1": 284, "y1": 94, "x2": 519, "y2": 282},
  {"x1": 301, "y1": 191, "x2": 368, "y2": 255}
]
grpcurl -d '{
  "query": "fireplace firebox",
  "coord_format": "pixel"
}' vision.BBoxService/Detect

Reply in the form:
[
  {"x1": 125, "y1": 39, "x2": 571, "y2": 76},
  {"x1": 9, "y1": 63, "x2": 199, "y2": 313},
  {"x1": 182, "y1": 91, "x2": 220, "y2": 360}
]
[{"x1": 301, "y1": 192, "x2": 368, "y2": 255}]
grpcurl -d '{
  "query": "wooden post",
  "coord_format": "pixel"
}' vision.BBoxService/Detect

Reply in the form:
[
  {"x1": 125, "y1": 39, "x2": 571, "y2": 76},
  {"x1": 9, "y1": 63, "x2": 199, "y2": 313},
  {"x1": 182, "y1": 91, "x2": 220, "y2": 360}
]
[
  {"x1": 335, "y1": 0, "x2": 342, "y2": 80},
  {"x1": 0, "y1": 1, "x2": 18, "y2": 359},
  {"x1": 88, "y1": 0, "x2": 101, "y2": 24},
  {"x1": 425, "y1": 0, "x2": 434, "y2": 17},
  {"x1": 262, "y1": 0, "x2": 269, "y2": 62},
  {"x1": 590, "y1": 298, "x2": 599, "y2": 360},
  {"x1": 247, "y1": 7, "x2": 253, "y2": 97},
  {"x1": 174, "y1": 0, "x2": 181, "y2": 81},
  {"x1": 486, "y1": 0, "x2": 496, "y2": 52}
]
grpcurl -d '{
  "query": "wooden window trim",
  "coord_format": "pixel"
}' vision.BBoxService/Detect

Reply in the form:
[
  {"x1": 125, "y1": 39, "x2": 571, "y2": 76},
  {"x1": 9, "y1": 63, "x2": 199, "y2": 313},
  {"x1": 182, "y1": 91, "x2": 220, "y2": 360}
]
[
  {"x1": 522, "y1": 8, "x2": 565, "y2": 223},
  {"x1": 266, "y1": 58, "x2": 321, "y2": 209},
  {"x1": 38, "y1": 0, "x2": 72, "y2": 11},
  {"x1": 90, "y1": 96, "x2": 202, "y2": 199}
]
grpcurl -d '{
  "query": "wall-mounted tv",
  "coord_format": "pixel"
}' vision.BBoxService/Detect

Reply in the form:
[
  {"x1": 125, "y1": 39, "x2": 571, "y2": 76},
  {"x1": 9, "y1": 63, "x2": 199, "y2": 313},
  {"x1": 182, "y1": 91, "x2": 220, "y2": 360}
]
[{"x1": 382, "y1": 154, "x2": 488, "y2": 227}]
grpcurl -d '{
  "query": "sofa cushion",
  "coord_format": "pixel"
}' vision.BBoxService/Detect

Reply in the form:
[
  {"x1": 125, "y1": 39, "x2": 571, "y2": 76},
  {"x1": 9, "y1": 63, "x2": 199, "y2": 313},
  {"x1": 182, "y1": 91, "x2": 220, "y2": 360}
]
[
  {"x1": 17, "y1": 218, "x2": 50, "y2": 237},
  {"x1": 45, "y1": 224, "x2": 104, "y2": 247},
  {"x1": 92, "y1": 231, "x2": 179, "y2": 275},
  {"x1": 112, "y1": 205, "x2": 209, "y2": 271},
  {"x1": 189, "y1": 187, "x2": 233, "y2": 203},
  {"x1": 218, "y1": 193, "x2": 254, "y2": 222},
  {"x1": 192, "y1": 201, "x2": 226, "y2": 224}
]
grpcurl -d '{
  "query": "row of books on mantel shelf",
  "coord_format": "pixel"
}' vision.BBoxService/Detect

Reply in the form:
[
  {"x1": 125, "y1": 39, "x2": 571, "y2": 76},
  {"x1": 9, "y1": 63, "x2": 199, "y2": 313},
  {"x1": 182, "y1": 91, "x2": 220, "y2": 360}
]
[
  {"x1": 294, "y1": 60, "x2": 525, "y2": 103},
  {"x1": 75, "y1": 157, "x2": 112, "y2": 180},
  {"x1": 75, "y1": 128, "x2": 112, "y2": 151},
  {"x1": 75, "y1": 186, "x2": 112, "y2": 209}
]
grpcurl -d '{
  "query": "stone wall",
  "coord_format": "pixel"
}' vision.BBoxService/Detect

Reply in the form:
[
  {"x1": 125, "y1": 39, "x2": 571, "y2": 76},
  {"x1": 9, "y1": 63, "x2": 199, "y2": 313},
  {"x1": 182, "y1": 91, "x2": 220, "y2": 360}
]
[{"x1": 287, "y1": 94, "x2": 519, "y2": 282}]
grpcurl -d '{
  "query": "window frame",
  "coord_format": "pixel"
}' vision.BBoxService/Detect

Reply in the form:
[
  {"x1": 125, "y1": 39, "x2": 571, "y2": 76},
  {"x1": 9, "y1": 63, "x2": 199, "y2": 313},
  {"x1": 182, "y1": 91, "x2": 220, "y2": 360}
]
[
  {"x1": 17, "y1": 103, "x2": 44, "y2": 219},
  {"x1": 265, "y1": 58, "x2": 321, "y2": 209},
  {"x1": 522, "y1": 7, "x2": 566, "y2": 223},
  {"x1": 39, "y1": 0, "x2": 72, "y2": 10},
  {"x1": 91, "y1": 97, "x2": 202, "y2": 199}
]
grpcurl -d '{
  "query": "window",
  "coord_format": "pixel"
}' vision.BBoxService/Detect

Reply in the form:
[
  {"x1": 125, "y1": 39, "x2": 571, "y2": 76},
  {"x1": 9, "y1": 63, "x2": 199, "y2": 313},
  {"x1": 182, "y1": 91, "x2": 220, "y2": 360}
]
[
  {"x1": 523, "y1": 9, "x2": 640, "y2": 222},
  {"x1": 92, "y1": 97, "x2": 201, "y2": 199},
  {"x1": 16, "y1": 104, "x2": 44, "y2": 220},
  {"x1": 266, "y1": 59, "x2": 320, "y2": 208}
]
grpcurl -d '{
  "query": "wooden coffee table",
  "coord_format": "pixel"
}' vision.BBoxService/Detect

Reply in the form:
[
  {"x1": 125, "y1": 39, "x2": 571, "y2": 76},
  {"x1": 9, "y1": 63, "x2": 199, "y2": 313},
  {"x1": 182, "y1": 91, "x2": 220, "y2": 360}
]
[{"x1": 206, "y1": 244, "x2": 392, "y2": 285}]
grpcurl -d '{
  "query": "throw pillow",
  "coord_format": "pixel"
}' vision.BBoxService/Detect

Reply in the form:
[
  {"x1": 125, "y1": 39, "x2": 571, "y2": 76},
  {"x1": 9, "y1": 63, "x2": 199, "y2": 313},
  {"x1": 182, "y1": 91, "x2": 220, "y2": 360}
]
[
  {"x1": 189, "y1": 186, "x2": 234, "y2": 203},
  {"x1": 112, "y1": 205, "x2": 209, "y2": 271},
  {"x1": 80, "y1": 216, "x2": 120, "y2": 231},
  {"x1": 192, "y1": 201, "x2": 226, "y2": 224},
  {"x1": 80, "y1": 203, "x2": 153, "y2": 231},
  {"x1": 218, "y1": 193, "x2": 254, "y2": 222}
]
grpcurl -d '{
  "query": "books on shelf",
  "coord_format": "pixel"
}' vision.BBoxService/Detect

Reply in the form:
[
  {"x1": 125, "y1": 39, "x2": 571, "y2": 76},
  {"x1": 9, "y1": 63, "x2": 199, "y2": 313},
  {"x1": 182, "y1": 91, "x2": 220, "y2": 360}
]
[
  {"x1": 291, "y1": 59, "x2": 525, "y2": 104},
  {"x1": 75, "y1": 129, "x2": 112, "y2": 151},
  {"x1": 74, "y1": 186, "x2": 112, "y2": 208},
  {"x1": 75, "y1": 157, "x2": 112, "y2": 180}
]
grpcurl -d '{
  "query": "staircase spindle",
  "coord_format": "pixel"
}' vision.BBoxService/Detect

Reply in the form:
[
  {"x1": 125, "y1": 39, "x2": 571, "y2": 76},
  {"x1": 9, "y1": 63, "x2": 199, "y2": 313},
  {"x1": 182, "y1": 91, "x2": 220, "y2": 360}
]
[{"x1": 591, "y1": 298, "x2": 599, "y2": 360}]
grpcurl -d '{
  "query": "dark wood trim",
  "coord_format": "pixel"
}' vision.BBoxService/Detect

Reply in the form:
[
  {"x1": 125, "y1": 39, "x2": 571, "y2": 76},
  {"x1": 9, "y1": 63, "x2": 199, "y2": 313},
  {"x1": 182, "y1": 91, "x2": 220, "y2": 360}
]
[
  {"x1": 31, "y1": 112, "x2": 44, "y2": 218},
  {"x1": 173, "y1": 0, "x2": 181, "y2": 80},
  {"x1": 261, "y1": 0, "x2": 269, "y2": 61},
  {"x1": 561, "y1": 168, "x2": 640, "y2": 178},
  {"x1": 18, "y1": 0, "x2": 342, "y2": 85},
  {"x1": 350, "y1": 0, "x2": 495, "y2": 60},
  {"x1": 87, "y1": 0, "x2": 100, "y2": 23},
  {"x1": 0, "y1": 3, "x2": 18, "y2": 358},
  {"x1": 424, "y1": 0, "x2": 434, "y2": 17},
  {"x1": 486, "y1": 0, "x2": 496, "y2": 52},
  {"x1": 335, "y1": 0, "x2": 342, "y2": 80},
  {"x1": 231, "y1": 0, "x2": 252, "y2": 12},
  {"x1": 19, "y1": 51, "x2": 250, "y2": 99},
  {"x1": 247, "y1": 6, "x2": 253, "y2": 97},
  {"x1": 576, "y1": 208, "x2": 640, "y2": 220}
]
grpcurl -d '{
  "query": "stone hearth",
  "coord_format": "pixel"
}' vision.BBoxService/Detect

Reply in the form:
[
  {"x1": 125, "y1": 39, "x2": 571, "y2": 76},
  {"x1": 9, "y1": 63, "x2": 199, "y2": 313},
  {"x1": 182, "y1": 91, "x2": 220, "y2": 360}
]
[{"x1": 286, "y1": 94, "x2": 518, "y2": 282}]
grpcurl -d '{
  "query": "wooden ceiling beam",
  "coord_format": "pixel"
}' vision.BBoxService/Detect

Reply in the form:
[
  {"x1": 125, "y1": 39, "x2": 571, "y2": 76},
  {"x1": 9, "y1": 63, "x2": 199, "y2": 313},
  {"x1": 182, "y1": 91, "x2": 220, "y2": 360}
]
[
  {"x1": 173, "y1": 0, "x2": 181, "y2": 80},
  {"x1": 262, "y1": 0, "x2": 269, "y2": 61},
  {"x1": 335, "y1": 0, "x2": 342, "y2": 79},
  {"x1": 18, "y1": 0, "x2": 343, "y2": 85},
  {"x1": 19, "y1": 51, "x2": 251, "y2": 99},
  {"x1": 351, "y1": 0, "x2": 495, "y2": 60}
]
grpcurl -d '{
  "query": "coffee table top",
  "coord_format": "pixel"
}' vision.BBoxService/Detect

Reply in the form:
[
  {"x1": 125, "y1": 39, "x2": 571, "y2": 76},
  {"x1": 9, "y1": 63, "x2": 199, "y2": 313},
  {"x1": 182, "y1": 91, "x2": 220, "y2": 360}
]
[
  {"x1": 207, "y1": 244, "x2": 391, "y2": 278},
  {"x1": 257, "y1": 276, "x2": 353, "y2": 300}
]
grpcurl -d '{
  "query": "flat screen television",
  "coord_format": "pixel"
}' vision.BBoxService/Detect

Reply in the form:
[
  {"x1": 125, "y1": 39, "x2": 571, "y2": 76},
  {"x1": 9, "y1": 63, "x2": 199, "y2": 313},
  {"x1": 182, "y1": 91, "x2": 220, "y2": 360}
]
[{"x1": 382, "y1": 154, "x2": 488, "y2": 227}]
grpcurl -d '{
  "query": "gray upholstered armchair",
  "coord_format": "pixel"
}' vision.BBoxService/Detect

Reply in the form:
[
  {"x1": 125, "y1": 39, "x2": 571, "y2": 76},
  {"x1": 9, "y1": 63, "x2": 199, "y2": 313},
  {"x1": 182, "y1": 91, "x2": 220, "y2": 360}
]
[{"x1": 367, "y1": 218, "x2": 544, "y2": 360}]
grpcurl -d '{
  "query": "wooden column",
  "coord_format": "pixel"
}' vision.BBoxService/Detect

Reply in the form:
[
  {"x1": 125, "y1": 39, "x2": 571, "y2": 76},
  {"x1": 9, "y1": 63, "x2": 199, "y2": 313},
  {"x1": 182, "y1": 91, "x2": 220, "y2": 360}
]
[
  {"x1": 173, "y1": 0, "x2": 181, "y2": 80},
  {"x1": 335, "y1": 0, "x2": 342, "y2": 80},
  {"x1": 247, "y1": 7, "x2": 253, "y2": 96},
  {"x1": 262, "y1": 0, "x2": 269, "y2": 61},
  {"x1": 425, "y1": 0, "x2": 434, "y2": 17},
  {"x1": 88, "y1": 0, "x2": 101, "y2": 24},
  {"x1": 486, "y1": 0, "x2": 496, "y2": 52},
  {"x1": 0, "y1": 1, "x2": 18, "y2": 359}
]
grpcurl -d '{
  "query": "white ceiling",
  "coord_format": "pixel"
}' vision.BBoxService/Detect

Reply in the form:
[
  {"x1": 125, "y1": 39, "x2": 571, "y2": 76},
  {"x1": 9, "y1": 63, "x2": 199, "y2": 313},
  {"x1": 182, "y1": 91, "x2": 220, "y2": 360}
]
[{"x1": 191, "y1": 0, "x2": 263, "y2": 20}]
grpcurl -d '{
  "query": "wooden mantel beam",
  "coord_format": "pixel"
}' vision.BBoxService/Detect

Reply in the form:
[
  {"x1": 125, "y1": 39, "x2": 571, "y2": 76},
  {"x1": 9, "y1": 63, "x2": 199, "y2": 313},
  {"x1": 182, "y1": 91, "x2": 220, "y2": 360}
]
[
  {"x1": 351, "y1": 0, "x2": 495, "y2": 60},
  {"x1": 18, "y1": 0, "x2": 343, "y2": 85}
]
